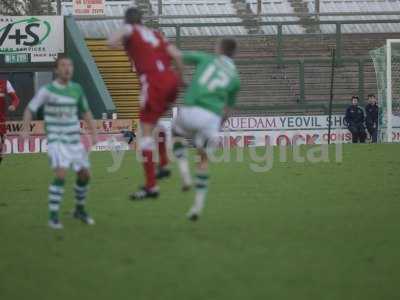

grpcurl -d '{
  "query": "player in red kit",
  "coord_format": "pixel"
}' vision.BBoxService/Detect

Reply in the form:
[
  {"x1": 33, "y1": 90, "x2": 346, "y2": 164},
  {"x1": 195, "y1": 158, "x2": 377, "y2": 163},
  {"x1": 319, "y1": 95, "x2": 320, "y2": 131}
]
[
  {"x1": 108, "y1": 7, "x2": 184, "y2": 199},
  {"x1": 0, "y1": 79, "x2": 20, "y2": 164}
]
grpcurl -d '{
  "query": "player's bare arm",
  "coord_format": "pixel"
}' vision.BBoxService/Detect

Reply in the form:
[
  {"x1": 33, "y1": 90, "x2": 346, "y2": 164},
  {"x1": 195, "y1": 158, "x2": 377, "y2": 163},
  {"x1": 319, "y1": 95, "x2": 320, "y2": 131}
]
[
  {"x1": 221, "y1": 107, "x2": 233, "y2": 128},
  {"x1": 167, "y1": 44, "x2": 185, "y2": 79},
  {"x1": 107, "y1": 29, "x2": 125, "y2": 48},
  {"x1": 107, "y1": 26, "x2": 131, "y2": 49},
  {"x1": 83, "y1": 111, "x2": 98, "y2": 145},
  {"x1": 6, "y1": 81, "x2": 20, "y2": 112},
  {"x1": 21, "y1": 107, "x2": 33, "y2": 140},
  {"x1": 7, "y1": 95, "x2": 19, "y2": 111}
]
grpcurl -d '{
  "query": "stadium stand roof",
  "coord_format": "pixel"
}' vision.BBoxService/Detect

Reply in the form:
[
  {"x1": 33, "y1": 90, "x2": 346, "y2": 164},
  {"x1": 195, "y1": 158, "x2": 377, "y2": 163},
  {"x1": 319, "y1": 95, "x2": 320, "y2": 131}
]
[
  {"x1": 61, "y1": 0, "x2": 400, "y2": 38},
  {"x1": 245, "y1": 1, "x2": 303, "y2": 34},
  {"x1": 149, "y1": 0, "x2": 247, "y2": 36},
  {"x1": 61, "y1": 0, "x2": 247, "y2": 37},
  {"x1": 306, "y1": 0, "x2": 400, "y2": 33}
]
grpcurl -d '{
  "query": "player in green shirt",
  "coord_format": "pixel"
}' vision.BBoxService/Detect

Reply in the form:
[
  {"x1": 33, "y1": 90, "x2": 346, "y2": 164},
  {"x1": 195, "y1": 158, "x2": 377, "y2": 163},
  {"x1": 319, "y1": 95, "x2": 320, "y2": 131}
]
[
  {"x1": 172, "y1": 38, "x2": 240, "y2": 221},
  {"x1": 22, "y1": 56, "x2": 97, "y2": 229}
]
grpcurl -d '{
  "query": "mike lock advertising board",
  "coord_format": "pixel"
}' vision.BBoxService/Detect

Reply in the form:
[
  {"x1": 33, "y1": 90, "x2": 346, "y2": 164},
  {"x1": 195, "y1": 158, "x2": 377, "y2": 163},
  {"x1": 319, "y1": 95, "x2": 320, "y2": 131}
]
[
  {"x1": 3, "y1": 114, "x2": 400, "y2": 154},
  {"x1": 0, "y1": 15, "x2": 64, "y2": 63},
  {"x1": 219, "y1": 114, "x2": 400, "y2": 146}
]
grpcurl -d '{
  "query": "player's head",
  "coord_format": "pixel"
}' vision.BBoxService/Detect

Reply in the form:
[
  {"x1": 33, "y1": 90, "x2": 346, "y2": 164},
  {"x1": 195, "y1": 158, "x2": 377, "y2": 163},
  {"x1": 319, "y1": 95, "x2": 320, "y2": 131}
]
[
  {"x1": 351, "y1": 96, "x2": 359, "y2": 105},
  {"x1": 125, "y1": 7, "x2": 143, "y2": 25},
  {"x1": 55, "y1": 56, "x2": 74, "y2": 83},
  {"x1": 368, "y1": 94, "x2": 376, "y2": 104},
  {"x1": 216, "y1": 38, "x2": 237, "y2": 58}
]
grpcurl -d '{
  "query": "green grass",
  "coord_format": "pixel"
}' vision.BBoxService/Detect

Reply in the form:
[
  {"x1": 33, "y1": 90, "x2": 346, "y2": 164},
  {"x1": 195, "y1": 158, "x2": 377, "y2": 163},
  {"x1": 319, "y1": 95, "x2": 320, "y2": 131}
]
[{"x1": 0, "y1": 144, "x2": 399, "y2": 300}]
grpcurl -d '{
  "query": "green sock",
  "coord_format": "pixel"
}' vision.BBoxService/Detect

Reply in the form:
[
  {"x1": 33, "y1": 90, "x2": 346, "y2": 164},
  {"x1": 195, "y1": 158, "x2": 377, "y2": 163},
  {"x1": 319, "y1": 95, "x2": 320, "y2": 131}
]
[
  {"x1": 173, "y1": 141, "x2": 187, "y2": 159},
  {"x1": 48, "y1": 178, "x2": 65, "y2": 220},
  {"x1": 173, "y1": 141, "x2": 192, "y2": 186},
  {"x1": 75, "y1": 178, "x2": 89, "y2": 211},
  {"x1": 192, "y1": 172, "x2": 209, "y2": 214},
  {"x1": 49, "y1": 211, "x2": 58, "y2": 221}
]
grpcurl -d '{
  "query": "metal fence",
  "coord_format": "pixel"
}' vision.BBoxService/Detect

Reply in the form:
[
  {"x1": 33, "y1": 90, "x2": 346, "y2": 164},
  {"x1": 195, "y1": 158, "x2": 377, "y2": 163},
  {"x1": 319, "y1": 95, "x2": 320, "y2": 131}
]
[{"x1": 73, "y1": 17, "x2": 399, "y2": 110}]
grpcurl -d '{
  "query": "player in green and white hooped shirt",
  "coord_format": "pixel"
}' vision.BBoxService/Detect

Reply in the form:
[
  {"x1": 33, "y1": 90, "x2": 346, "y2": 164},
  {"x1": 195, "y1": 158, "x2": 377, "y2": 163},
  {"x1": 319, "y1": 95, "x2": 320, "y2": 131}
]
[
  {"x1": 172, "y1": 39, "x2": 240, "y2": 221},
  {"x1": 22, "y1": 57, "x2": 98, "y2": 230}
]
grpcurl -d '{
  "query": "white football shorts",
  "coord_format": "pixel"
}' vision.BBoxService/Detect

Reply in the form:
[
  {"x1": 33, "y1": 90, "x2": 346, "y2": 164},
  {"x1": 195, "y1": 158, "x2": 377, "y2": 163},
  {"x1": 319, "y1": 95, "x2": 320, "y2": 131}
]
[
  {"x1": 173, "y1": 106, "x2": 222, "y2": 149},
  {"x1": 47, "y1": 142, "x2": 90, "y2": 172}
]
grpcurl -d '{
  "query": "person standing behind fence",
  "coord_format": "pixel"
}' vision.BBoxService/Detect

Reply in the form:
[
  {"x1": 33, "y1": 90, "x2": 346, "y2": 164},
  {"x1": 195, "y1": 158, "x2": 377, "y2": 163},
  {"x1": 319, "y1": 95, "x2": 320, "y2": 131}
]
[
  {"x1": 345, "y1": 96, "x2": 367, "y2": 143},
  {"x1": 365, "y1": 94, "x2": 379, "y2": 143}
]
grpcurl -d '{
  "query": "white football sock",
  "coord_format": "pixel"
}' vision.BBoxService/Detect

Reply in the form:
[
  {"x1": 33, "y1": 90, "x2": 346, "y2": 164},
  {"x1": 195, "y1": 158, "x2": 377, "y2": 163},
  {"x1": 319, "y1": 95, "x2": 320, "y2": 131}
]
[
  {"x1": 177, "y1": 157, "x2": 192, "y2": 187},
  {"x1": 188, "y1": 172, "x2": 209, "y2": 216}
]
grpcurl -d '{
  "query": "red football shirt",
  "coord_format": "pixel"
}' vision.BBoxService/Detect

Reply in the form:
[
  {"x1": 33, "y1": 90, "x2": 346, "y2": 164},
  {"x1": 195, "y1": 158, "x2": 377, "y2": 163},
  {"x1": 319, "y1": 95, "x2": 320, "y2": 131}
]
[
  {"x1": 0, "y1": 80, "x2": 19, "y2": 134},
  {"x1": 123, "y1": 24, "x2": 173, "y2": 76}
]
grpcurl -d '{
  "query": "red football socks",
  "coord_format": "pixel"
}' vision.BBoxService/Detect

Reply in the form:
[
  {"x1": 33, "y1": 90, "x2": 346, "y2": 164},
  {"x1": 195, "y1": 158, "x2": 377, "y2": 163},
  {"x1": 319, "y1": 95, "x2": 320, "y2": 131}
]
[
  {"x1": 142, "y1": 149, "x2": 156, "y2": 189},
  {"x1": 158, "y1": 131, "x2": 168, "y2": 168}
]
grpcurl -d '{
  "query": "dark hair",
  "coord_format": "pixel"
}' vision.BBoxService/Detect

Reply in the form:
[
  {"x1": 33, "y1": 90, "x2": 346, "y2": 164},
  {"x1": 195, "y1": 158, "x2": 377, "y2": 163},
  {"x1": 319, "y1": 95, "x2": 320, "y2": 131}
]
[
  {"x1": 351, "y1": 96, "x2": 359, "y2": 101},
  {"x1": 55, "y1": 55, "x2": 72, "y2": 68},
  {"x1": 125, "y1": 7, "x2": 142, "y2": 25},
  {"x1": 219, "y1": 38, "x2": 237, "y2": 58},
  {"x1": 368, "y1": 94, "x2": 376, "y2": 98}
]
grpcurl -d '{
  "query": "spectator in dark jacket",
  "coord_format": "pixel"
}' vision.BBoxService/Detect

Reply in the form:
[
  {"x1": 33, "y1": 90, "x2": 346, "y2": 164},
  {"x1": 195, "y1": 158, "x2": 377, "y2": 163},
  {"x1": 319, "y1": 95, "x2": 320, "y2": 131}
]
[
  {"x1": 365, "y1": 94, "x2": 379, "y2": 143},
  {"x1": 345, "y1": 96, "x2": 367, "y2": 143}
]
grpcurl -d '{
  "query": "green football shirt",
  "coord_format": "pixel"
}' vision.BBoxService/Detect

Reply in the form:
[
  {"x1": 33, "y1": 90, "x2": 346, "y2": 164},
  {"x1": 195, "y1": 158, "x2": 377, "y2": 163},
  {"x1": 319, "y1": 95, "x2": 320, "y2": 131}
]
[
  {"x1": 182, "y1": 51, "x2": 240, "y2": 116},
  {"x1": 28, "y1": 81, "x2": 89, "y2": 145}
]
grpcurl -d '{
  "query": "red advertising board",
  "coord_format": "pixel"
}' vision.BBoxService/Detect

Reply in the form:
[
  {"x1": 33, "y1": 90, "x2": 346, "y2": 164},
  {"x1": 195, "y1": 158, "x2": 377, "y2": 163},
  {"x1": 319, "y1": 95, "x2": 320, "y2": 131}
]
[{"x1": 3, "y1": 119, "x2": 135, "y2": 154}]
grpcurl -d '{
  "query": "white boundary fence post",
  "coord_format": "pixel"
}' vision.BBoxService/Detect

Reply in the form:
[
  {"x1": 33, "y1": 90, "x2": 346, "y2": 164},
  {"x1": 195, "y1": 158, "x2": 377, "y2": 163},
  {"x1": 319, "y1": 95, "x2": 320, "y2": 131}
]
[{"x1": 386, "y1": 39, "x2": 396, "y2": 143}]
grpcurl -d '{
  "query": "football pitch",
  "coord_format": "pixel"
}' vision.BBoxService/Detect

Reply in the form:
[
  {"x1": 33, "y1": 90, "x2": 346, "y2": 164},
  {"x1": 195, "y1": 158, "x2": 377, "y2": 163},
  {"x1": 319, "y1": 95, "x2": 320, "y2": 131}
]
[{"x1": 1, "y1": 144, "x2": 399, "y2": 300}]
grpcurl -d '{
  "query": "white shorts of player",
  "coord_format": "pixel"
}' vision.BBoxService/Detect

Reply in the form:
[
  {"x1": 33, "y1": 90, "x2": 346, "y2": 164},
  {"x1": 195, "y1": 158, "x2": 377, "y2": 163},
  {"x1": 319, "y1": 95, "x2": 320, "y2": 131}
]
[
  {"x1": 173, "y1": 106, "x2": 222, "y2": 149},
  {"x1": 47, "y1": 142, "x2": 90, "y2": 172}
]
